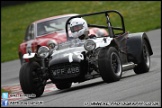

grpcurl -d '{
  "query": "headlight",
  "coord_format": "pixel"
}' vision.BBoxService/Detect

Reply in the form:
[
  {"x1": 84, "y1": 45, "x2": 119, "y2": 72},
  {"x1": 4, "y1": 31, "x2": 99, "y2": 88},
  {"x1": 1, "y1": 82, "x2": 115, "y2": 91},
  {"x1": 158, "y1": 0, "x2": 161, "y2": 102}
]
[
  {"x1": 84, "y1": 40, "x2": 96, "y2": 51},
  {"x1": 37, "y1": 46, "x2": 49, "y2": 58},
  {"x1": 47, "y1": 40, "x2": 58, "y2": 50}
]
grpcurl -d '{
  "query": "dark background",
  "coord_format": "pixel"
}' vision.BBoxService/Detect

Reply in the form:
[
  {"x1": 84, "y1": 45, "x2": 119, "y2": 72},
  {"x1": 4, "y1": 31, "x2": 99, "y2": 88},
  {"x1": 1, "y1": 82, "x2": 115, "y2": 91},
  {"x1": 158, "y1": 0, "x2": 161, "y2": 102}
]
[{"x1": 1, "y1": 1, "x2": 37, "y2": 7}]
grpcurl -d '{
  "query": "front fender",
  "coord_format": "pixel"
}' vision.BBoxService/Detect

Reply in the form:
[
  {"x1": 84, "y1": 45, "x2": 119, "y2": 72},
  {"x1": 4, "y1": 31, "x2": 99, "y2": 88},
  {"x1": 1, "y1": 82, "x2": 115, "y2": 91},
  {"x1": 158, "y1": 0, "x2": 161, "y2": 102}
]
[
  {"x1": 89, "y1": 37, "x2": 113, "y2": 48},
  {"x1": 23, "y1": 53, "x2": 36, "y2": 59},
  {"x1": 127, "y1": 32, "x2": 153, "y2": 64}
]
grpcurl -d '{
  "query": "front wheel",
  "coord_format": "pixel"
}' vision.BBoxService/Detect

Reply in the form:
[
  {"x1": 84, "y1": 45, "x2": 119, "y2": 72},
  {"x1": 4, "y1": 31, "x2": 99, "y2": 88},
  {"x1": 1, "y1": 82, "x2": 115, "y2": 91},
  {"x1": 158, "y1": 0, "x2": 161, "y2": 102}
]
[
  {"x1": 19, "y1": 62, "x2": 45, "y2": 97},
  {"x1": 133, "y1": 40, "x2": 150, "y2": 74},
  {"x1": 98, "y1": 47, "x2": 122, "y2": 83}
]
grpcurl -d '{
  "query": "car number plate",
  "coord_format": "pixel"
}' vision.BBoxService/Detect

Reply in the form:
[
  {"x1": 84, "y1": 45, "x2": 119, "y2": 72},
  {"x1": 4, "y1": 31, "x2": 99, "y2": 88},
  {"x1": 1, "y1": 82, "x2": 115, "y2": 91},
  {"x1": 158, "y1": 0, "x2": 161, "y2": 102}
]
[{"x1": 52, "y1": 66, "x2": 80, "y2": 76}]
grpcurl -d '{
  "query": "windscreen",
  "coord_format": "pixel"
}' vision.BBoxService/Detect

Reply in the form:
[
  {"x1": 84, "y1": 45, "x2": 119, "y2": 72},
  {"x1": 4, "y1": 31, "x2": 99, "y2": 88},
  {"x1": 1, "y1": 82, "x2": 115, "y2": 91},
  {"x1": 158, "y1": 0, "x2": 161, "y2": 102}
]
[
  {"x1": 57, "y1": 38, "x2": 86, "y2": 50},
  {"x1": 37, "y1": 17, "x2": 70, "y2": 36}
]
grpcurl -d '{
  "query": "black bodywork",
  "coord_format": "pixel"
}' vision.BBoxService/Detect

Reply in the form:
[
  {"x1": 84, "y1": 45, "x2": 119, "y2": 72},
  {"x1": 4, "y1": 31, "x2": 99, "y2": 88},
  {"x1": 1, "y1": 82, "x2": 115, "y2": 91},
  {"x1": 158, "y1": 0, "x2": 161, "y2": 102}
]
[
  {"x1": 49, "y1": 46, "x2": 88, "y2": 83},
  {"x1": 48, "y1": 10, "x2": 153, "y2": 83}
]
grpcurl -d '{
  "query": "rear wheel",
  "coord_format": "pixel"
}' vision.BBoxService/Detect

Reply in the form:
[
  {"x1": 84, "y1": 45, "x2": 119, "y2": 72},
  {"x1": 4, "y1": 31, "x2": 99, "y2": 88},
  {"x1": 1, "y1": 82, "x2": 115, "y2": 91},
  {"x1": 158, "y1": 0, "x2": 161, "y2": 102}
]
[
  {"x1": 98, "y1": 47, "x2": 122, "y2": 83},
  {"x1": 55, "y1": 82, "x2": 72, "y2": 90},
  {"x1": 134, "y1": 40, "x2": 150, "y2": 74},
  {"x1": 19, "y1": 62, "x2": 45, "y2": 97}
]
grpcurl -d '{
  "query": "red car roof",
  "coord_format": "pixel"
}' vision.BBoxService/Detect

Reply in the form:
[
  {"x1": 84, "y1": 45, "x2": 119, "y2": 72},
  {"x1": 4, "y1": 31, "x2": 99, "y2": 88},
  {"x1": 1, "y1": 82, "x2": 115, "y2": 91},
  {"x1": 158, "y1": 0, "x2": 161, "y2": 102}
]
[{"x1": 33, "y1": 14, "x2": 78, "y2": 24}]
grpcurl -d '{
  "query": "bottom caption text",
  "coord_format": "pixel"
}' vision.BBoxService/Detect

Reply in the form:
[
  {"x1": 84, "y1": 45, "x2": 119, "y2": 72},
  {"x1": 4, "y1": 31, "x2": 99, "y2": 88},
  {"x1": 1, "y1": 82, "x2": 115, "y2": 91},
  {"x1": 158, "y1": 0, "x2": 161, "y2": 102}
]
[{"x1": 84, "y1": 101, "x2": 160, "y2": 106}]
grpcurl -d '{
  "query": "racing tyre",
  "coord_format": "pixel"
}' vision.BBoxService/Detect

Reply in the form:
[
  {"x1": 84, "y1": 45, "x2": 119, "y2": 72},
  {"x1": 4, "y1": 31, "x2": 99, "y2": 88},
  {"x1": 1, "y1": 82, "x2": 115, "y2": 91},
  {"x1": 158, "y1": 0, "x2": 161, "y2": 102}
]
[
  {"x1": 55, "y1": 82, "x2": 72, "y2": 90},
  {"x1": 133, "y1": 40, "x2": 150, "y2": 74},
  {"x1": 98, "y1": 47, "x2": 122, "y2": 83},
  {"x1": 19, "y1": 62, "x2": 45, "y2": 97}
]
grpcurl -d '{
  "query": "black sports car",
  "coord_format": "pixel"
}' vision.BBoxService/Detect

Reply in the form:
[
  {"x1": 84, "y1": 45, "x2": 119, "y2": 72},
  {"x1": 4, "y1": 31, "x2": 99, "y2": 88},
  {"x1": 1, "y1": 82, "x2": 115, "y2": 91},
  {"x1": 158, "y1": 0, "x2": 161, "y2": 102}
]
[{"x1": 19, "y1": 10, "x2": 153, "y2": 98}]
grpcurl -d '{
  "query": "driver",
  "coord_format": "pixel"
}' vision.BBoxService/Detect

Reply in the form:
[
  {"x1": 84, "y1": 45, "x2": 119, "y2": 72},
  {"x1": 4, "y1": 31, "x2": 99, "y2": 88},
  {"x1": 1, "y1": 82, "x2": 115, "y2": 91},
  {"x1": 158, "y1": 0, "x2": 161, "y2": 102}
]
[{"x1": 69, "y1": 18, "x2": 96, "y2": 40}]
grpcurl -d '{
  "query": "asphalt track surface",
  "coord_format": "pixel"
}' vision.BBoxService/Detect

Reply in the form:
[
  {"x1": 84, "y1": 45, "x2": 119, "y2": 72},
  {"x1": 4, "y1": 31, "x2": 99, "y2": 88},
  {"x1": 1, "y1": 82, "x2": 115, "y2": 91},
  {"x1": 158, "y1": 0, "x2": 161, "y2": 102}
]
[{"x1": 1, "y1": 29, "x2": 161, "y2": 107}]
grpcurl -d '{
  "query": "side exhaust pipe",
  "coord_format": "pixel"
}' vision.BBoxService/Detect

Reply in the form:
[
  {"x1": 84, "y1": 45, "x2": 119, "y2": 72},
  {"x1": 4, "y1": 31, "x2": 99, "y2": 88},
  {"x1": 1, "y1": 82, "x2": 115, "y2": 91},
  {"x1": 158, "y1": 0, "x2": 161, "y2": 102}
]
[{"x1": 122, "y1": 62, "x2": 137, "y2": 71}]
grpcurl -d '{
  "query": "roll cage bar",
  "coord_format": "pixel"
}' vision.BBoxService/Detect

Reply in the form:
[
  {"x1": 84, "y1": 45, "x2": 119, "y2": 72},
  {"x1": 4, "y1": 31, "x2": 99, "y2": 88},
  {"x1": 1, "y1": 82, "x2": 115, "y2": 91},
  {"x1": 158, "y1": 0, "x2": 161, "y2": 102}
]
[{"x1": 65, "y1": 10, "x2": 125, "y2": 38}]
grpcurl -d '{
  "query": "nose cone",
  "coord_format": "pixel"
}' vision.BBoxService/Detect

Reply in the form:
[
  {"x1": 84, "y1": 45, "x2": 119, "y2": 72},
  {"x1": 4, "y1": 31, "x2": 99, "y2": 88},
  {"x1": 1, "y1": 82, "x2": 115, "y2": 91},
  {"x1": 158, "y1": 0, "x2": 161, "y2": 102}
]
[{"x1": 49, "y1": 47, "x2": 85, "y2": 66}]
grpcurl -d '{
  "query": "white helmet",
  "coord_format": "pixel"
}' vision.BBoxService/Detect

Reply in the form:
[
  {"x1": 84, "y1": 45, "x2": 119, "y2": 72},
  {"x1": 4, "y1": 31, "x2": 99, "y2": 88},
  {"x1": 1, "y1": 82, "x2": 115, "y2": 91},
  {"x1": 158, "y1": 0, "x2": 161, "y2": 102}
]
[{"x1": 70, "y1": 18, "x2": 89, "y2": 39}]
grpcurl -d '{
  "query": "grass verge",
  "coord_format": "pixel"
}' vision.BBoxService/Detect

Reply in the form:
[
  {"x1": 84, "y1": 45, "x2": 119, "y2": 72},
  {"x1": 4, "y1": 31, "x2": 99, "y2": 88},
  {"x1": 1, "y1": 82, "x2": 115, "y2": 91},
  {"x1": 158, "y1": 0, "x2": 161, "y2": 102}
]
[{"x1": 1, "y1": 1, "x2": 161, "y2": 62}]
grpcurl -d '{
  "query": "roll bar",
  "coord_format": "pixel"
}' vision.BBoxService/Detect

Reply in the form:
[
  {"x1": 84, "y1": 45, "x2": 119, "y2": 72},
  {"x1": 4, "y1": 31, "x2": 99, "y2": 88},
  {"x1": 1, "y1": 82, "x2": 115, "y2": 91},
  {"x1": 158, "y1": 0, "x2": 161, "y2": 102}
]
[{"x1": 65, "y1": 10, "x2": 125, "y2": 38}]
